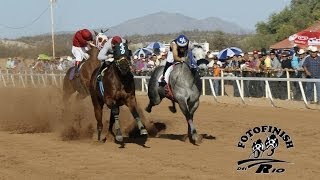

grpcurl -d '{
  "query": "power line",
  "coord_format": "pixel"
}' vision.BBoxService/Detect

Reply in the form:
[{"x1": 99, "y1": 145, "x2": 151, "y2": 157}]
[{"x1": 0, "y1": 4, "x2": 50, "y2": 29}]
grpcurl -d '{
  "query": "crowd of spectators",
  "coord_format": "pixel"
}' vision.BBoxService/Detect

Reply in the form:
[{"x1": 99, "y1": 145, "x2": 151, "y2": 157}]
[
  {"x1": 3, "y1": 57, "x2": 74, "y2": 74},
  {"x1": 2, "y1": 45, "x2": 319, "y2": 104},
  {"x1": 206, "y1": 46, "x2": 320, "y2": 104}
]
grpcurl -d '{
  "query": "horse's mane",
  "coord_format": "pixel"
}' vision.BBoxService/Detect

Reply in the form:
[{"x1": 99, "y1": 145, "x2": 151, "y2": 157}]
[{"x1": 87, "y1": 46, "x2": 98, "y2": 57}]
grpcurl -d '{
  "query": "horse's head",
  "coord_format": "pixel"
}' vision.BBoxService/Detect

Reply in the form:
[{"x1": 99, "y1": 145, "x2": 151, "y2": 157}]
[
  {"x1": 113, "y1": 42, "x2": 131, "y2": 76},
  {"x1": 189, "y1": 45, "x2": 209, "y2": 77},
  {"x1": 94, "y1": 29, "x2": 109, "y2": 50}
]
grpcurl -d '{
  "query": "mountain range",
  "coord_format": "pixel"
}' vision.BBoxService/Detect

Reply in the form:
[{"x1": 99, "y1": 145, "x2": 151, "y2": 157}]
[{"x1": 100, "y1": 12, "x2": 250, "y2": 36}]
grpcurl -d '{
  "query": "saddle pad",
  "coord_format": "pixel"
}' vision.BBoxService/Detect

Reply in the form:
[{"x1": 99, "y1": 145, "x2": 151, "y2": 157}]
[
  {"x1": 69, "y1": 67, "x2": 76, "y2": 80},
  {"x1": 158, "y1": 65, "x2": 174, "y2": 83}
]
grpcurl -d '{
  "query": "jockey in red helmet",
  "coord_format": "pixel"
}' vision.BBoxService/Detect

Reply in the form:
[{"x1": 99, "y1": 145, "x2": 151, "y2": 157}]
[
  {"x1": 160, "y1": 34, "x2": 190, "y2": 86},
  {"x1": 71, "y1": 29, "x2": 93, "y2": 76},
  {"x1": 97, "y1": 35, "x2": 126, "y2": 61}
]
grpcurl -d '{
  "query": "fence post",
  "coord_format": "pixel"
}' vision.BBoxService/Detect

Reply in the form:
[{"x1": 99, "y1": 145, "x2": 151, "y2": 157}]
[
  {"x1": 236, "y1": 79, "x2": 245, "y2": 104},
  {"x1": 265, "y1": 80, "x2": 276, "y2": 108},
  {"x1": 208, "y1": 79, "x2": 218, "y2": 102},
  {"x1": 141, "y1": 77, "x2": 144, "y2": 92},
  {"x1": 1, "y1": 74, "x2": 7, "y2": 87},
  {"x1": 299, "y1": 81, "x2": 310, "y2": 109},
  {"x1": 143, "y1": 78, "x2": 148, "y2": 92},
  {"x1": 30, "y1": 71, "x2": 36, "y2": 87},
  {"x1": 19, "y1": 74, "x2": 26, "y2": 88},
  {"x1": 240, "y1": 74, "x2": 244, "y2": 98},
  {"x1": 221, "y1": 70, "x2": 224, "y2": 96},
  {"x1": 314, "y1": 83, "x2": 317, "y2": 103},
  {"x1": 52, "y1": 73, "x2": 58, "y2": 86},
  {"x1": 202, "y1": 79, "x2": 205, "y2": 95},
  {"x1": 42, "y1": 75, "x2": 46, "y2": 87},
  {"x1": 286, "y1": 70, "x2": 291, "y2": 100},
  {"x1": 11, "y1": 74, "x2": 15, "y2": 87}
]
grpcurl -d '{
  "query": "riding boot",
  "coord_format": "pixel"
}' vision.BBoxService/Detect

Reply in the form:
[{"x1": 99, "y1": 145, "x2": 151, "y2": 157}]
[{"x1": 159, "y1": 61, "x2": 172, "y2": 87}]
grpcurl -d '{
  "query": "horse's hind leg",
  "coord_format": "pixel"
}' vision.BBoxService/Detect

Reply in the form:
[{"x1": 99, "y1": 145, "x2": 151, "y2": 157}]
[
  {"x1": 176, "y1": 98, "x2": 201, "y2": 144},
  {"x1": 128, "y1": 98, "x2": 148, "y2": 136},
  {"x1": 188, "y1": 100, "x2": 201, "y2": 144},
  {"x1": 111, "y1": 105, "x2": 123, "y2": 142},
  {"x1": 105, "y1": 110, "x2": 115, "y2": 142}
]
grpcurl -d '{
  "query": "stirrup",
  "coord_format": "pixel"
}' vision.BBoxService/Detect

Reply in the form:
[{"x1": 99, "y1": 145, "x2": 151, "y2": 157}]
[{"x1": 97, "y1": 74, "x2": 102, "y2": 81}]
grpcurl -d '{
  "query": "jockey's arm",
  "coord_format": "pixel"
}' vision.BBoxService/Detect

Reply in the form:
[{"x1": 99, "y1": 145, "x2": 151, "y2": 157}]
[
  {"x1": 171, "y1": 43, "x2": 185, "y2": 62},
  {"x1": 97, "y1": 41, "x2": 112, "y2": 61}
]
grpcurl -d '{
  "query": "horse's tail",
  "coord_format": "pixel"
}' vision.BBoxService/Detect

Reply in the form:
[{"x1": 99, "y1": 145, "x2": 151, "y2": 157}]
[{"x1": 147, "y1": 66, "x2": 164, "y2": 103}]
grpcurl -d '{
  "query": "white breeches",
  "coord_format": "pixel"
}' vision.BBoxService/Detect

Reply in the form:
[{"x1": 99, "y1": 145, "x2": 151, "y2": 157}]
[
  {"x1": 72, "y1": 46, "x2": 89, "y2": 62},
  {"x1": 166, "y1": 51, "x2": 174, "y2": 63}
]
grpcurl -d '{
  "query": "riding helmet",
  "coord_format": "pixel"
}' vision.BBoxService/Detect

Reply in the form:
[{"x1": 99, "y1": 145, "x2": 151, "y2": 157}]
[
  {"x1": 111, "y1": 36, "x2": 122, "y2": 45},
  {"x1": 176, "y1": 34, "x2": 189, "y2": 47},
  {"x1": 81, "y1": 29, "x2": 93, "y2": 41}
]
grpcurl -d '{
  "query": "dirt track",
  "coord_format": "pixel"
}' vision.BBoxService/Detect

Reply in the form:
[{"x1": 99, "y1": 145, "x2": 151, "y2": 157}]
[{"x1": 0, "y1": 88, "x2": 319, "y2": 180}]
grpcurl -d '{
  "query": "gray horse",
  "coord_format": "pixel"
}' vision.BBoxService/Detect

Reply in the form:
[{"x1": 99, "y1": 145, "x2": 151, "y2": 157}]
[{"x1": 145, "y1": 46, "x2": 208, "y2": 144}]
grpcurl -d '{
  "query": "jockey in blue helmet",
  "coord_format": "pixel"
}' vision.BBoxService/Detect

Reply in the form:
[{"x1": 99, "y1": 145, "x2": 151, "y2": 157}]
[{"x1": 160, "y1": 34, "x2": 190, "y2": 86}]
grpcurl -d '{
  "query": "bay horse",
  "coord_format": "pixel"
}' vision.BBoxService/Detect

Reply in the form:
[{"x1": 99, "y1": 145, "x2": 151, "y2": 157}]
[
  {"x1": 89, "y1": 42, "x2": 148, "y2": 143},
  {"x1": 62, "y1": 30, "x2": 108, "y2": 104},
  {"x1": 62, "y1": 44, "x2": 100, "y2": 104},
  {"x1": 145, "y1": 46, "x2": 208, "y2": 144}
]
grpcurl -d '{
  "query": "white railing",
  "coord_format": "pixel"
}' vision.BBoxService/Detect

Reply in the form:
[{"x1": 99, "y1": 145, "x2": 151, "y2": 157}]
[{"x1": 0, "y1": 71, "x2": 319, "y2": 109}]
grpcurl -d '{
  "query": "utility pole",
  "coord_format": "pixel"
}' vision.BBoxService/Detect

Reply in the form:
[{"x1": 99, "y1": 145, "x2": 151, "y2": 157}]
[{"x1": 50, "y1": 0, "x2": 56, "y2": 60}]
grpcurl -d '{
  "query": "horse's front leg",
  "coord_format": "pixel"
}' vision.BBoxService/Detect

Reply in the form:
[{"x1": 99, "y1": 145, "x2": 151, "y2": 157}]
[
  {"x1": 111, "y1": 105, "x2": 123, "y2": 142},
  {"x1": 127, "y1": 97, "x2": 148, "y2": 136},
  {"x1": 93, "y1": 102, "x2": 103, "y2": 141}
]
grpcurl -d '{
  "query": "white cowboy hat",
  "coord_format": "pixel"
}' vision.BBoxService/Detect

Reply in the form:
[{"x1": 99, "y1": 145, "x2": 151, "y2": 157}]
[{"x1": 309, "y1": 46, "x2": 318, "y2": 52}]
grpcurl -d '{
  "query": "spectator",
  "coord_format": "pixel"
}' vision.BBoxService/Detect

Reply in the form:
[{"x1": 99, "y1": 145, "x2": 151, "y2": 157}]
[
  {"x1": 212, "y1": 60, "x2": 221, "y2": 95},
  {"x1": 297, "y1": 49, "x2": 307, "y2": 71},
  {"x1": 280, "y1": 51, "x2": 292, "y2": 70},
  {"x1": 303, "y1": 46, "x2": 320, "y2": 104},
  {"x1": 6, "y1": 58, "x2": 12, "y2": 69}
]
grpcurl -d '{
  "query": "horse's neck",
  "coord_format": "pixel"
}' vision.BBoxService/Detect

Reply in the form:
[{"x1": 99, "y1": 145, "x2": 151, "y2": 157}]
[
  {"x1": 109, "y1": 64, "x2": 132, "y2": 84},
  {"x1": 87, "y1": 48, "x2": 99, "y2": 62}
]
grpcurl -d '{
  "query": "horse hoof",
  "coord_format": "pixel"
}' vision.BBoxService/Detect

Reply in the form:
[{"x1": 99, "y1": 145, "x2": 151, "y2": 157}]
[
  {"x1": 101, "y1": 137, "x2": 107, "y2": 143},
  {"x1": 192, "y1": 134, "x2": 202, "y2": 145},
  {"x1": 140, "y1": 128, "x2": 148, "y2": 135},
  {"x1": 169, "y1": 106, "x2": 177, "y2": 113},
  {"x1": 115, "y1": 135, "x2": 123, "y2": 142}
]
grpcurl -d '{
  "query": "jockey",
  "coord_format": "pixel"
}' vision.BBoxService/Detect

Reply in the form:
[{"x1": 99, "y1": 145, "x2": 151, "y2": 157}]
[
  {"x1": 71, "y1": 29, "x2": 93, "y2": 75},
  {"x1": 160, "y1": 34, "x2": 190, "y2": 86},
  {"x1": 97, "y1": 35, "x2": 128, "y2": 76}
]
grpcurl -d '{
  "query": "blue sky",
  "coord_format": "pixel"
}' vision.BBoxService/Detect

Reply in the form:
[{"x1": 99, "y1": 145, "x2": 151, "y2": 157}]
[{"x1": 0, "y1": 0, "x2": 291, "y2": 39}]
